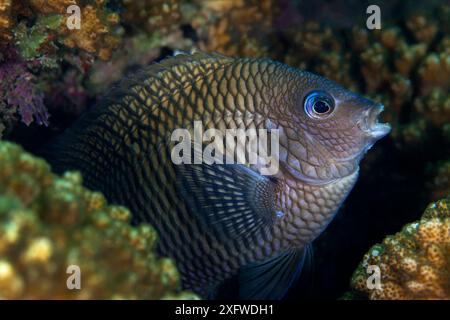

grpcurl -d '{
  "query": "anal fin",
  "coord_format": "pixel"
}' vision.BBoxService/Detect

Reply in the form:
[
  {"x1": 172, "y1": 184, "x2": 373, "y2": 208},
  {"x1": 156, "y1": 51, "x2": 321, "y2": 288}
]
[{"x1": 239, "y1": 246, "x2": 311, "y2": 300}]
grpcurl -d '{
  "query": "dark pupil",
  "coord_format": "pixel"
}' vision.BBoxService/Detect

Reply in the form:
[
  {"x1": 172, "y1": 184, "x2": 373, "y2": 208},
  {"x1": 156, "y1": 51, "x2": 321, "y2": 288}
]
[{"x1": 313, "y1": 100, "x2": 330, "y2": 114}]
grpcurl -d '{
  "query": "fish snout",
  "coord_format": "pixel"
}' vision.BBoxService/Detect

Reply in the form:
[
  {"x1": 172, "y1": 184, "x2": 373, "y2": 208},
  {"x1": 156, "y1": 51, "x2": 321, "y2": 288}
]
[{"x1": 360, "y1": 103, "x2": 391, "y2": 140}]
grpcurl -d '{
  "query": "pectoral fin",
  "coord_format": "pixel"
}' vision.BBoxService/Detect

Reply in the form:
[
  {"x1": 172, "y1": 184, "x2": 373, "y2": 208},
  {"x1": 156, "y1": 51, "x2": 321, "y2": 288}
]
[{"x1": 176, "y1": 163, "x2": 279, "y2": 243}]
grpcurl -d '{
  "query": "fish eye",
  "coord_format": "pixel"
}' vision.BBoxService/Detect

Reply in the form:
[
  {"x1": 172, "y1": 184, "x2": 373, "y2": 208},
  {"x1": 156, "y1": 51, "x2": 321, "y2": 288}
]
[{"x1": 304, "y1": 91, "x2": 334, "y2": 119}]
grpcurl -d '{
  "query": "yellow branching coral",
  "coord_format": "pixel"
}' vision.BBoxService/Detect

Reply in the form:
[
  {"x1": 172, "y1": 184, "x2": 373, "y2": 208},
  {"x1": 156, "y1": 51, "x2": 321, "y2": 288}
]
[
  {"x1": 191, "y1": 0, "x2": 274, "y2": 57},
  {"x1": 427, "y1": 162, "x2": 450, "y2": 201},
  {"x1": 122, "y1": 0, "x2": 181, "y2": 34},
  {"x1": 28, "y1": 0, "x2": 76, "y2": 15},
  {"x1": 350, "y1": 198, "x2": 450, "y2": 300},
  {"x1": 0, "y1": 0, "x2": 13, "y2": 40},
  {"x1": 406, "y1": 14, "x2": 438, "y2": 45},
  {"x1": 414, "y1": 88, "x2": 450, "y2": 128},
  {"x1": 417, "y1": 52, "x2": 450, "y2": 95},
  {"x1": 285, "y1": 22, "x2": 338, "y2": 67},
  {"x1": 59, "y1": 2, "x2": 120, "y2": 60},
  {"x1": 0, "y1": 141, "x2": 198, "y2": 299},
  {"x1": 393, "y1": 43, "x2": 427, "y2": 77}
]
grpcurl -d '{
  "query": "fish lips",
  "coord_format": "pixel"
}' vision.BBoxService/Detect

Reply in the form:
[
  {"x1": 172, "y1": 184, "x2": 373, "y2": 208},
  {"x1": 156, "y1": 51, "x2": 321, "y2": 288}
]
[{"x1": 361, "y1": 104, "x2": 391, "y2": 140}]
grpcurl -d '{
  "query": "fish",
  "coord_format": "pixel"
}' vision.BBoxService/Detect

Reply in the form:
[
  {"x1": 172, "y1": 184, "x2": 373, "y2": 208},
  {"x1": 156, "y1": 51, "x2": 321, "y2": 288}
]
[{"x1": 40, "y1": 52, "x2": 391, "y2": 299}]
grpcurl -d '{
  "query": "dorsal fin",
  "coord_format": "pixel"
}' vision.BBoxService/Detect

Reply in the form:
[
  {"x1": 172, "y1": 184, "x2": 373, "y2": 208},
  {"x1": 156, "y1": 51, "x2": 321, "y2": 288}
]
[
  {"x1": 103, "y1": 52, "x2": 235, "y2": 108},
  {"x1": 156, "y1": 51, "x2": 232, "y2": 74}
]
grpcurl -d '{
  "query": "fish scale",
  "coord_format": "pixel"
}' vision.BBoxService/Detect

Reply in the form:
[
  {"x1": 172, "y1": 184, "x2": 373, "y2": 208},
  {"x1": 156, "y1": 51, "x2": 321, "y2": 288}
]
[{"x1": 41, "y1": 52, "x2": 390, "y2": 298}]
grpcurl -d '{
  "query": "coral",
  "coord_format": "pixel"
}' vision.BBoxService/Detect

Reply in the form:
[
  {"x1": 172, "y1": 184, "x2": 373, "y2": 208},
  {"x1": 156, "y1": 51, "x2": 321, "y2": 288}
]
[
  {"x1": 0, "y1": 141, "x2": 198, "y2": 299},
  {"x1": 185, "y1": 0, "x2": 275, "y2": 57},
  {"x1": 350, "y1": 198, "x2": 450, "y2": 300},
  {"x1": 86, "y1": 30, "x2": 193, "y2": 96},
  {"x1": 285, "y1": 22, "x2": 343, "y2": 71},
  {"x1": 406, "y1": 13, "x2": 438, "y2": 45},
  {"x1": 0, "y1": 0, "x2": 123, "y2": 136},
  {"x1": 13, "y1": 14, "x2": 63, "y2": 60},
  {"x1": 28, "y1": 0, "x2": 76, "y2": 15},
  {"x1": 417, "y1": 52, "x2": 450, "y2": 95},
  {"x1": 58, "y1": 2, "x2": 120, "y2": 61},
  {"x1": 0, "y1": 47, "x2": 49, "y2": 138},
  {"x1": 426, "y1": 161, "x2": 450, "y2": 201},
  {"x1": 89, "y1": 0, "x2": 191, "y2": 90},
  {"x1": 0, "y1": 0, "x2": 13, "y2": 41},
  {"x1": 0, "y1": 0, "x2": 121, "y2": 61},
  {"x1": 121, "y1": 0, "x2": 181, "y2": 34},
  {"x1": 414, "y1": 88, "x2": 450, "y2": 128}
]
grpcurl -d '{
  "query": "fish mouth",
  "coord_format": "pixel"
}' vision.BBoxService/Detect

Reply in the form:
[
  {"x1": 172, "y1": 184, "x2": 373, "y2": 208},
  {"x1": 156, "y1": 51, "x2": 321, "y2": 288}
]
[{"x1": 362, "y1": 104, "x2": 391, "y2": 140}]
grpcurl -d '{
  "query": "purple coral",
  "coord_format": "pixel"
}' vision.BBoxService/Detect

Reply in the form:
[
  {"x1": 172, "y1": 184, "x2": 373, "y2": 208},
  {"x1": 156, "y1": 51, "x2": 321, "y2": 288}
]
[{"x1": 0, "y1": 47, "x2": 49, "y2": 127}]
